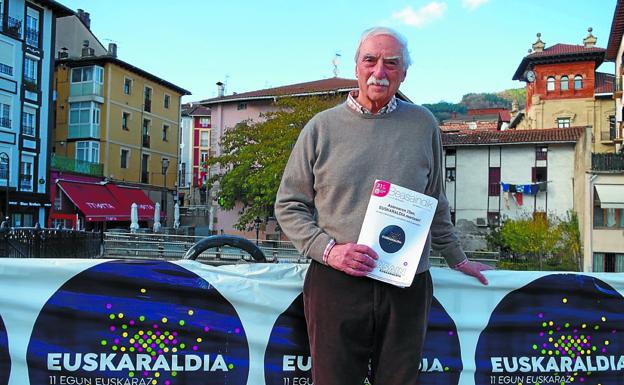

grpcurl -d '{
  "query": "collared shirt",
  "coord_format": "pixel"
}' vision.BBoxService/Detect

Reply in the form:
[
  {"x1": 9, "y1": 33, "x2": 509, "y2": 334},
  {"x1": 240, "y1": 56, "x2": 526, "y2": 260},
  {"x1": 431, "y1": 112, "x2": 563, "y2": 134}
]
[{"x1": 346, "y1": 90, "x2": 397, "y2": 115}]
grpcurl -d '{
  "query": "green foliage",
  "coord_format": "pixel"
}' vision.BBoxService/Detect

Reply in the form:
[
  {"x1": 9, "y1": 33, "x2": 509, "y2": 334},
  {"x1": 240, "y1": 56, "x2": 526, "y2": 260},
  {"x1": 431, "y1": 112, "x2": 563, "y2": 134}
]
[
  {"x1": 207, "y1": 96, "x2": 343, "y2": 230},
  {"x1": 423, "y1": 88, "x2": 526, "y2": 122},
  {"x1": 493, "y1": 212, "x2": 582, "y2": 271}
]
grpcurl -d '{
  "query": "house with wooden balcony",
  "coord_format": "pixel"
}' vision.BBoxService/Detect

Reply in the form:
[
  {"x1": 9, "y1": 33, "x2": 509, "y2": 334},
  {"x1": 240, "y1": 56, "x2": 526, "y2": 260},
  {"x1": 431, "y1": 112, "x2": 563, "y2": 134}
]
[
  {"x1": 50, "y1": 10, "x2": 190, "y2": 229},
  {"x1": 0, "y1": 0, "x2": 73, "y2": 227}
]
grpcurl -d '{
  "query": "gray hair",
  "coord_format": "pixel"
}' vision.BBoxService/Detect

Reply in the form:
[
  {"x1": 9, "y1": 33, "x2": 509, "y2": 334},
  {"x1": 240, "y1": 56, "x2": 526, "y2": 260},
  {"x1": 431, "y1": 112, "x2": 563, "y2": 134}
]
[{"x1": 354, "y1": 27, "x2": 411, "y2": 70}]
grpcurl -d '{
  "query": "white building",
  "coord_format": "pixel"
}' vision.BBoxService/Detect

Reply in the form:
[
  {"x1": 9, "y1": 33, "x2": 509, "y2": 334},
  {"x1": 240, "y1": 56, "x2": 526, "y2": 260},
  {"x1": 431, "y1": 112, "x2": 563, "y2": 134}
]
[{"x1": 0, "y1": 0, "x2": 73, "y2": 226}]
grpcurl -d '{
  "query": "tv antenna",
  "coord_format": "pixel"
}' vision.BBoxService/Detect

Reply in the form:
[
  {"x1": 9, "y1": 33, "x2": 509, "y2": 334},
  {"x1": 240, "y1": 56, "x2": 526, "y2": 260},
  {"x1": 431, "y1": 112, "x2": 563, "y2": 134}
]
[{"x1": 332, "y1": 52, "x2": 341, "y2": 77}]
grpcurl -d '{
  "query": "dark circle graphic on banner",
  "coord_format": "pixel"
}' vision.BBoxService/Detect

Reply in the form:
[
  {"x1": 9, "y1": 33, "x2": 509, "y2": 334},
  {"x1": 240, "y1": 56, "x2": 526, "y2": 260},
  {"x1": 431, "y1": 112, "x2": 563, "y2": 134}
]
[
  {"x1": 475, "y1": 274, "x2": 624, "y2": 385},
  {"x1": 0, "y1": 315, "x2": 10, "y2": 385},
  {"x1": 264, "y1": 295, "x2": 461, "y2": 385},
  {"x1": 378, "y1": 225, "x2": 405, "y2": 254},
  {"x1": 27, "y1": 260, "x2": 249, "y2": 385}
]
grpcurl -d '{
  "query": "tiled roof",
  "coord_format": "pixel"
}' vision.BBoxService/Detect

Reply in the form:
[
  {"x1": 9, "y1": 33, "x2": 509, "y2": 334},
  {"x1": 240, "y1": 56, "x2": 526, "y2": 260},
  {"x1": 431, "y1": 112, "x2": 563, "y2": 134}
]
[
  {"x1": 513, "y1": 44, "x2": 605, "y2": 80},
  {"x1": 440, "y1": 121, "x2": 499, "y2": 132},
  {"x1": 499, "y1": 110, "x2": 512, "y2": 122},
  {"x1": 442, "y1": 126, "x2": 585, "y2": 146},
  {"x1": 595, "y1": 72, "x2": 615, "y2": 94},
  {"x1": 199, "y1": 78, "x2": 359, "y2": 104},
  {"x1": 606, "y1": 0, "x2": 624, "y2": 61},
  {"x1": 182, "y1": 104, "x2": 211, "y2": 116}
]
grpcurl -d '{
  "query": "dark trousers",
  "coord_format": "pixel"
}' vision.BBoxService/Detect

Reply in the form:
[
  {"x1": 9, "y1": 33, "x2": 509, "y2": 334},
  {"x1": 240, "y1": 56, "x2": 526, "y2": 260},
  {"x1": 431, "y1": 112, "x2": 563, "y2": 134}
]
[{"x1": 303, "y1": 261, "x2": 433, "y2": 385}]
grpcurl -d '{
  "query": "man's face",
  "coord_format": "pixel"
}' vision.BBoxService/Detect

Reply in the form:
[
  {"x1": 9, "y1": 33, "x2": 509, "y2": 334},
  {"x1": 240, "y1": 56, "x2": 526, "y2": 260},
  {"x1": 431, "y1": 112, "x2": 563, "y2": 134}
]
[{"x1": 355, "y1": 34, "x2": 407, "y2": 112}]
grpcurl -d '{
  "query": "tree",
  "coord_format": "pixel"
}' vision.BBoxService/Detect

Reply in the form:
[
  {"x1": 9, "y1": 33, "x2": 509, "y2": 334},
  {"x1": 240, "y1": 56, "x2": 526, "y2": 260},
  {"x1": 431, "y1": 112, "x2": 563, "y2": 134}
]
[{"x1": 207, "y1": 95, "x2": 344, "y2": 230}]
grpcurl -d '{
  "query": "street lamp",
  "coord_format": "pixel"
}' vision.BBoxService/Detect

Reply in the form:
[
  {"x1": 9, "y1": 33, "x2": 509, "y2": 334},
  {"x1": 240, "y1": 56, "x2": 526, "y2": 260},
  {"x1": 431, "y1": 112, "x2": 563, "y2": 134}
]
[
  {"x1": 161, "y1": 158, "x2": 170, "y2": 226},
  {"x1": 0, "y1": 152, "x2": 9, "y2": 224},
  {"x1": 254, "y1": 216, "x2": 262, "y2": 246}
]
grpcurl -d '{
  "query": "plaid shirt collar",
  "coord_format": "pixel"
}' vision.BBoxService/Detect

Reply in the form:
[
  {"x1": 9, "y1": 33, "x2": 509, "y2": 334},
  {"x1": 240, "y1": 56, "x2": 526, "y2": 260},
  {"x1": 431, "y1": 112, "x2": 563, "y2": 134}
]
[{"x1": 346, "y1": 90, "x2": 397, "y2": 115}]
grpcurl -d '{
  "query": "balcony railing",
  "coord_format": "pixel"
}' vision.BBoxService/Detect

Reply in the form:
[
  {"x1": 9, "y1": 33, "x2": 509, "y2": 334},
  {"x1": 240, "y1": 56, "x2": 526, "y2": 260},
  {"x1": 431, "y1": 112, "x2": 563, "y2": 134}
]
[
  {"x1": 592, "y1": 153, "x2": 624, "y2": 172},
  {"x1": 600, "y1": 130, "x2": 616, "y2": 141},
  {"x1": 144, "y1": 99, "x2": 151, "y2": 112},
  {"x1": 69, "y1": 82, "x2": 103, "y2": 98},
  {"x1": 142, "y1": 134, "x2": 151, "y2": 148},
  {"x1": 68, "y1": 123, "x2": 100, "y2": 140},
  {"x1": 51, "y1": 153, "x2": 103, "y2": 177},
  {"x1": 21, "y1": 125, "x2": 35, "y2": 136},
  {"x1": 0, "y1": 117, "x2": 11, "y2": 128},
  {"x1": 0, "y1": 63, "x2": 13, "y2": 76},
  {"x1": 1, "y1": 15, "x2": 22, "y2": 38},
  {"x1": 141, "y1": 171, "x2": 149, "y2": 184},
  {"x1": 25, "y1": 27, "x2": 38, "y2": 46}
]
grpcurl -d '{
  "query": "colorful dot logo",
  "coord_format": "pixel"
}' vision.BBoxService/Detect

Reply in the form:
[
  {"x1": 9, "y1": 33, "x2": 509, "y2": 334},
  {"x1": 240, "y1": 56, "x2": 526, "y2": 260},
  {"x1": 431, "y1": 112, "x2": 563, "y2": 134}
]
[
  {"x1": 27, "y1": 260, "x2": 249, "y2": 385},
  {"x1": 475, "y1": 274, "x2": 624, "y2": 385},
  {"x1": 0, "y1": 315, "x2": 10, "y2": 385},
  {"x1": 263, "y1": 295, "x2": 461, "y2": 385}
]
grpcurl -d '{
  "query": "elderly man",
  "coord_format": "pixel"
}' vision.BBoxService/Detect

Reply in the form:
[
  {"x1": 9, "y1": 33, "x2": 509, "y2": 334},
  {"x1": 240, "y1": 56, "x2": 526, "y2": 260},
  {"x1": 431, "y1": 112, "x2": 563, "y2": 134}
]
[{"x1": 275, "y1": 27, "x2": 492, "y2": 385}]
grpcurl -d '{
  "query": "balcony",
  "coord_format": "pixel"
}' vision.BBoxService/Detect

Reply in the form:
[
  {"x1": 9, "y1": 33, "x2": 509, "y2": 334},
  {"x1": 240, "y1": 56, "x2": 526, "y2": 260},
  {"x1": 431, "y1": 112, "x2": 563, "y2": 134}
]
[
  {"x1": 616, "y1": 76, "x2": 624, "y2": 99},
  {"x1": 69, "y1": 82, "x2": 103, "y2": 98},
  {"x1": 144, "y1": 99, "x2": 151, "y2": 113},
  {"x1": 141, "y1": 171, "x2": 149, "y2": 184},
  {"x1": 0, "y1": 63, "x2": 13, "y2": 76},
  {"x1": 600, "y1": 130, "x2": 616, "y2": 142},
  {"x1": 25, "y1": 27, "x2": 38, "y2": 47},
  {"x1": 51, "y1": 153, "x2": 103, "y2": 177},
  {"x1": 0, "y1": 117, "x2": 11, "y2": 128},
  {"x1": 68, "y1": 123, "x2": 100, "y2": 140},
  {"x1": 142, "y1": 134, "x2": 151, "y2": 148},
  {"x1": 592, "y1": 153, "x2": 624, "y2": 172},
  {"x1": 21, "y1": 125, "x2": 35, "y2": 136}
]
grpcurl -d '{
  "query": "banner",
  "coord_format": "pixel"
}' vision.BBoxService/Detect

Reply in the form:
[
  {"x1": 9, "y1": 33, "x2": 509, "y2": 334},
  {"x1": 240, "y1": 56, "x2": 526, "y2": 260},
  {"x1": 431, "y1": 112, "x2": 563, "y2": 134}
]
[{"x1": 0, "y1": 259, "x2": 623, "y2": 385}]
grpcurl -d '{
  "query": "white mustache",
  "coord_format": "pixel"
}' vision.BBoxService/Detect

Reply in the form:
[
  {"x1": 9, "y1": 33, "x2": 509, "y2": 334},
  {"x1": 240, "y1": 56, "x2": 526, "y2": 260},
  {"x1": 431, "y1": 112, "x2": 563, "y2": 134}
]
[{"x1": 366, "y1": 76, "x2": 390, "y2": 86}]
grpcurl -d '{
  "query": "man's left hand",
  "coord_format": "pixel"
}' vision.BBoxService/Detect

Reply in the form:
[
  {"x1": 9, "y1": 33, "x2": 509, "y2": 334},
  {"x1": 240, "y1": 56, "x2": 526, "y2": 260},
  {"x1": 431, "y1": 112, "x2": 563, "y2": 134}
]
[{"x1": 453, "y1": 260, "x2": 494, "y2": 285}]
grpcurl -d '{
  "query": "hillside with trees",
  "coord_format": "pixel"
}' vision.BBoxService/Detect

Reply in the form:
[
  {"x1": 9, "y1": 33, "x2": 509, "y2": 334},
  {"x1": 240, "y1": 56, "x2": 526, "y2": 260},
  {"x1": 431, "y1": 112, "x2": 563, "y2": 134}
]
[{"x1": 423, "y1": 88, "x2": 526, "y2": 122}]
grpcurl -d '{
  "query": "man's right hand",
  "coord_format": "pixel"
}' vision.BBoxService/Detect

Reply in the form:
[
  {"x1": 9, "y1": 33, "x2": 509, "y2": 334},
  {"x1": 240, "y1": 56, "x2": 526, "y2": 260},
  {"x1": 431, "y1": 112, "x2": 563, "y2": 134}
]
[{"x1": 327, "y1": 243, "x2": 378, "y2": 277}]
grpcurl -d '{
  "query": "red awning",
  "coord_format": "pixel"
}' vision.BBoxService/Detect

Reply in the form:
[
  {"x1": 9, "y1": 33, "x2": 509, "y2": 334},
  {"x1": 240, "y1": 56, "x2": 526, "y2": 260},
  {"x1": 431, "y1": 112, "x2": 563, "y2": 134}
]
[
  {"x1": 57, "y1": 181, "x2": 158, "y2": 222},
  {"x1": 106, "y1": 184, "x2": 160, "y2": 220}
]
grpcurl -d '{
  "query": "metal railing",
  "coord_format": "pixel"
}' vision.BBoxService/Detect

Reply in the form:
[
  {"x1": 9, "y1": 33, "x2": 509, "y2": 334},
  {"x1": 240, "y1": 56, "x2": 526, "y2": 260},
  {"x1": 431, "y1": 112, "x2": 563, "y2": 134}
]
[
  {"x1": 592, "y1": 153, "x2": 624, "y2": 172},
  {"x1": 51, "y1": 153, "x2": 103, "y2": 177},
  {"x1": 142, "y1": 134, "x2": 150, "y2": 148},
  {"x1": 0, "y1": 63, "x2": 13, "y2": 76},
  {"x1": 0, "y1": 117, "x2": 10, "y2": 128},
  {"x1": 2, "y1": 15, "x2": 22, "y2": 38},
  {"x1": 21, "y1": 125, "x2": 35, "y2": 136},
  {"x1": 0, "y1": 226, "x2": 102, "y2": 258},
  {"x1": 25, "y1": 27, "x2": 38, "y2": 46}
]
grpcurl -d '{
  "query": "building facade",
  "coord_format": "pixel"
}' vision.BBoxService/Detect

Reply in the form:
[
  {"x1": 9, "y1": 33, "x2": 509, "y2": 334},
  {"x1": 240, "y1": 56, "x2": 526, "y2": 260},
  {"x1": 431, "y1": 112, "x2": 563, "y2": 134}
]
[
  {"x1": 511, "y1": 31, "x2": 616, "y2": 154},
  {"x1": 180, "y1": 103, "x2": 211, "y2": 206},
  {"x1": 0, "y1": 0, "x2": 72, "y2": 227}
]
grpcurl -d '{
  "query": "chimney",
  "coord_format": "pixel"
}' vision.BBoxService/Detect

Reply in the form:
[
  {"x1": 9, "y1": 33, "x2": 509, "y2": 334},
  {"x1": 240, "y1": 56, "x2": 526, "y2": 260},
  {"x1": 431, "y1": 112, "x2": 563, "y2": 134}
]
[
  {"x1": 57, "y1": 47, "x2": 69, "y2": 59},
  {"x1": 81, "y1": 40, "x2": 94, "y2": 57},
  {"x1": 583, "y1": 27, "x2": 597, "y2": 48},
  {"x1": 216, "y1": 81, "x2": 224, "y2": 97},
  {"x1": 532, "y1": 32, "x2": 545, "y2": 52},
  {"x1": 108, "y1": 42, "x2": 117, "y2": 58},
  {"x1": 451, "y1": 111, "x2": 457, "y2": 119},
  {"x1": 76, "y1": 9, "x2": 91, "y2": 29}
]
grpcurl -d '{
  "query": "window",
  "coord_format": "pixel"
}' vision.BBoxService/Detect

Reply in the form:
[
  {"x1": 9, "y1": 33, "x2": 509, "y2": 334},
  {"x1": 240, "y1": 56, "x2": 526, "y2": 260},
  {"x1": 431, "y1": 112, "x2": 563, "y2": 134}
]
[
  {"x1": 164, "y1": 94, "x2": 170, "y2": 109},
  {"x1": 122, "y1": 112, "x2": 130, "y2": 130},
  {"x1": 445, "y1": 148, "x2": 456, "y2": 157},
  {"x1": 199, "y1": 117, "x2": 210, "y2": 127},
  {"x1": 162, "y1": 124, "x2": 169, "y2": 141},
  {"x1": 22, "y1": 110, "x2": 36, "y2": 136},
  {"x1": 71, "y1": 66, "x2": 103, "y2": 84},
  {"x1": 560, "y1": 75, "x2": 569, "y2": 91},
  {"x1": 546, "y1": 76, "x2": 555, "y2": 91},
  {"x1": 593, "y1": 253, "x2": 624, "y2": 273},
  {"x1": 141, "y1": 154, "x2": 149, "y2": 183},
  {"x1": 25, "y1": 9, "x2": 39, "y2": 47},
  {"x1": 69, "y1": 101, "x2": 100, "y2": 138},
  {"x1": 574, "y1": 75, "x2": 583, "y2": 90},
  {"x1": 609, "y1": 115, "x2": 616, "y2": 140},
  {"x1": 0, "y1": 103, "x2": 10, "y2": 128},
  {"x1": 200, "y1": 151, "x2": 208, "y2": 163},
  {"x1": 123, "y1": 78, "x2": 132, "y2": 94},
  {"x1": 76, "y1": 141, "x2": 99, "y2": 163},
  {"x1": 445, "y1": 167, "x2": 456, "y2": 182},
  {"x1": 19, "y1": 160, "x2": 33, "y2": 190},
  {"x1": 0, "y1": 160, "x2": 7, "y2": 180},
  {"x1": 142, "y1": 119, "x2": 150, "y2": 147},
  {"x1": 180, "y1": 163, "x2": 186, "y2": 186},
  {"x1": 0, "y1": 40, "x2": 13, "y2": 76},
  {"x1": 237, "y1": 102, "x2": 247, "y2": 110},
  {"x1": 120, "y1": 149, "x2": 129, "y2": 169},
  {"x1": 535, "y1": 146, "x2": 548, "y2": 160},
  {"x1": 144, "y1": 87, "x2": 152, "y2": 112},
  {"x1": 532, "y1": 167, "x2": 547, "y2": 183},
  {"x1": 54, "y1": 191, "x2": 62, "y2": 210},
  {"x1": 557, "y1": 117, "x2": 571, "y2": 128},
  {"x1": 488, "y1": 167, "x2": 500, "y2": 196},
  {"x1": 200, "y1": 131, "x2": 209, "y2": 147},
  {"x1": 24, "y1": 57, "x2": 38, "y2": 85}
]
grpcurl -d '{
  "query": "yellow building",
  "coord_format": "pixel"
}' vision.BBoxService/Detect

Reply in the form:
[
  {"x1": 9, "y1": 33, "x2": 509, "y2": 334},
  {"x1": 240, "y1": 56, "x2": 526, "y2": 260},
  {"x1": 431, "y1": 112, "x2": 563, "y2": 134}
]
[{"x1": 53, "y1": 54, "x2": 190, "y2": 225}]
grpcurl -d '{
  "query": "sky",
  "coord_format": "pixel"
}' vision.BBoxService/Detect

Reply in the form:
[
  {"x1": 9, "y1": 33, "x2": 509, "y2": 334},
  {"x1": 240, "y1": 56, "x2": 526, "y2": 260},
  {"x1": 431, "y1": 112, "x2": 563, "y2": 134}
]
[{"x1": 59, "y1": 0, "x2": 617, "y2": 105}]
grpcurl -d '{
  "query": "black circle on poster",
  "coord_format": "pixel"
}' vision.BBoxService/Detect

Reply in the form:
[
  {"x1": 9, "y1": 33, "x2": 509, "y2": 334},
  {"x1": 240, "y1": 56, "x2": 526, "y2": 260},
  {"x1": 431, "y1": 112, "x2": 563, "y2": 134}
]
[
  {"x1": 475, "y1": 274, "x2": 624, "y2": 385},
  {"x1": 27, "y1": 260, "x2": 249, "y2": 385},
  {"x1": 378, "y1": 225, "x2": 405, "y2": 254},
  {"x1": 0, "y1": 315, "x2": 10, "y2": 385},
  {"x1": 264, "y1": 294, "x2": 461, "y2": 385}
]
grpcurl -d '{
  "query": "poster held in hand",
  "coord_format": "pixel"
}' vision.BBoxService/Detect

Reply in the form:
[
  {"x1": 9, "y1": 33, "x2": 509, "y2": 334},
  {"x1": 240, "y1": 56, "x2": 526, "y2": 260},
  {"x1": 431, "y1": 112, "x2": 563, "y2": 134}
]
[{"x1": 357, "y1": 180, "x2": 438, "y2": 287}]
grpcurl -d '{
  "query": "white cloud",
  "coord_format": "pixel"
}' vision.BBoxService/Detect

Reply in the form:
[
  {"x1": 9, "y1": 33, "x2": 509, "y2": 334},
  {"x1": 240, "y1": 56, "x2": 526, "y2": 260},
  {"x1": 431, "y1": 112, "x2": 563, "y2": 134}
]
[
  {"x1": 462, "y1": 0, "x2": 489, "y2": 11},
  {"x1": 391, "y1": 2, "x2": 448, "y2": 28}
]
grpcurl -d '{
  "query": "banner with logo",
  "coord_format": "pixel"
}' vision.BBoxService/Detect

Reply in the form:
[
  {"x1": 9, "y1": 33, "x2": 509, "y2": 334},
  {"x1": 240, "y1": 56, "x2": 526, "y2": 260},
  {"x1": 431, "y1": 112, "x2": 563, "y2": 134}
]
[{"x1": 0, "y1": 259, "x2": 623, "y2": 385}]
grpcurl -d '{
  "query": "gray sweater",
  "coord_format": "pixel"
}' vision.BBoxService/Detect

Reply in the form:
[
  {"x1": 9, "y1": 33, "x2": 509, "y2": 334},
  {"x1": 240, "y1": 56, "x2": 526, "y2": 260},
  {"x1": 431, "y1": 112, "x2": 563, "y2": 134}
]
[{"x1": 275, "y1": 100, "x2": 466, "y2": 272}]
